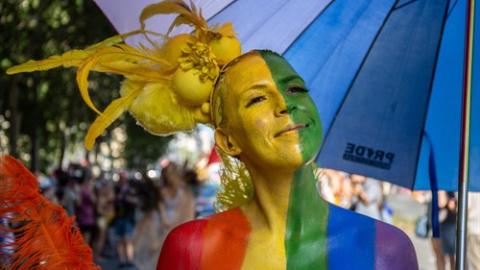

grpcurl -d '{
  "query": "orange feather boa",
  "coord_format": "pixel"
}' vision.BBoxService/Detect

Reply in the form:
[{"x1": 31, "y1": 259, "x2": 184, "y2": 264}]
[{"x1": 0, "y1": 155, "x2": 100, "y2": 270}]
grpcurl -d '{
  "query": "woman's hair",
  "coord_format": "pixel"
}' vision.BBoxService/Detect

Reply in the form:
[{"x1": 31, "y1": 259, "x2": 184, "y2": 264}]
[{"x1": 213, "y1": 149, "x2": 253, "y2": 212}]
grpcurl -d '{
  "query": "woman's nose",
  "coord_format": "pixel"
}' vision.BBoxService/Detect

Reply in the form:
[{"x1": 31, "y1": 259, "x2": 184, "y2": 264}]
[{"x1": 274, "y1": 96, "x2": 292, "y2": 117}]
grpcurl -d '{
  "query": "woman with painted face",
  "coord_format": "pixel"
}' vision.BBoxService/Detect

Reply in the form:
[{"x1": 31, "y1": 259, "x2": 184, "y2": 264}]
[
  {"x1": 3, "y1": 1, "x2": 418, "y2": 269},
  {"x1": 156, "y1": 50, "x2": 418, "y2": 270}
]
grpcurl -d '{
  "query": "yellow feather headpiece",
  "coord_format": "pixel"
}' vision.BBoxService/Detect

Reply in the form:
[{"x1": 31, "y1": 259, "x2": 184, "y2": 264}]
[{"x1": 7, "y1": 0, "x2": 241, "y2": 151}]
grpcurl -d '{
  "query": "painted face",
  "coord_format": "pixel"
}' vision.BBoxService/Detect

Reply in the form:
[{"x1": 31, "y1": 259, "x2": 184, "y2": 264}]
[{"x1": 219, "y1": 51, "x2": 322, "y2": 170}]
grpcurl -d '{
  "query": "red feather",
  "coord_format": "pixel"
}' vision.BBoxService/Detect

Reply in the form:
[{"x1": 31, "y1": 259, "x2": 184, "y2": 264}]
[{"x1": 0, "y1": 155, "x2": 100, "y2": 270}]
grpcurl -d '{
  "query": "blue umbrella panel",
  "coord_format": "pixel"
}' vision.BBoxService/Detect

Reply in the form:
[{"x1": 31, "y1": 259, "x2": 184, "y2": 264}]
[{"x1": 277, "y1": 0, "x2": 479, "y2": 191}]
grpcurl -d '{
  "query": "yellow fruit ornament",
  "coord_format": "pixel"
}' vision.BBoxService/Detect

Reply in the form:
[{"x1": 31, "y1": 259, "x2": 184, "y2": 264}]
[
  {"x1": 172, "y1": 35, "x2": 219, "y2": 106},
  {"x1": 210, "y1": 36, "x2": 241, "y2": 66},
  {"x1": 161, "y1": 33, "x2": 193, "y2": 65},
  {"x1": 209, "y1": 22, "x2": 242, "y2": 66},
  {"x1": 173, "y1": 68, "x2": 213, "y2": 106}
]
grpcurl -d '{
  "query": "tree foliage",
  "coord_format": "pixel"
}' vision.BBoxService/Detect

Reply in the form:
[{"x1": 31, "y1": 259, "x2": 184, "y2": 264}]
[
  {"x1": 123, "y1": 116, "x2": 173, "y2": 169},
  {"x1": 1, "y1": 0, "x2": 172, "y2": 172}
]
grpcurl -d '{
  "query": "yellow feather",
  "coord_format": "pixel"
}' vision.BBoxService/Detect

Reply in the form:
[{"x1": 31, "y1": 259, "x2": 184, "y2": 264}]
[
  {"x1": 96, "y1": 61, "x2": 171, "y2": 82},
  {"x1": 84, "y1": 84, "x2": 142, "y2": 150},
  {"x1": 6, "y1": 50, "x2": 92, "y2": 74},
  {"x1": 86, "y1": 31, "x2": 142, "y2": 50},
  {"x1": 72, "y1": 43, "x2": 172, "y2": 115},
  {"x1": 120, "y1": 79, "x2": 146, "y2": 96},
  {"x1": 76, "y1": 59, "x2": 102, "y2": 115},
  {"x1": 91, "y1": 44, "x2": 171, "y2": 69},
  {"x1": 139, "y1": 0, "x2": 208, "y2": 36}
]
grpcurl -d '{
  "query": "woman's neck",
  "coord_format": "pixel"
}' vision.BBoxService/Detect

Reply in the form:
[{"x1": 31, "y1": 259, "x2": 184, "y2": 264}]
[{"x1": 242, "y1": 162, "x2": 323, "y2": 232}]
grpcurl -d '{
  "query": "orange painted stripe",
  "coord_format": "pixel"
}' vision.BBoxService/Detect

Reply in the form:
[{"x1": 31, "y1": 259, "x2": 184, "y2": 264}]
[{"x1": 200, "y1": 208, "x2": 251, "y2": 270}]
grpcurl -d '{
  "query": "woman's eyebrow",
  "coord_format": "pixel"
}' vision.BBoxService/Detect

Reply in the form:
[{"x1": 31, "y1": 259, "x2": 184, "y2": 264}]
[
  {"x1": 278, "y1": 74, "x2": 305, "y2": 85},
  {"x1": 240, "y1": 83, "x2": 270, "y2": 97}
]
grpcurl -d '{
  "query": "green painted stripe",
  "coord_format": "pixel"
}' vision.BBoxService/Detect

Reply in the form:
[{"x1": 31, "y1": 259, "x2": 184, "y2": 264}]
[
  {"x1": 285, "y1": 168, "x2": 329, "y2": 270},
  {"x1": 259, "y1": 50, "x2": 328, "y2": 269}
]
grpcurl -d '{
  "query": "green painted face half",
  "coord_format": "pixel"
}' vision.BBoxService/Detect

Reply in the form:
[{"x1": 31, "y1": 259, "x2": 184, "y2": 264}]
[{"x1": 259, "y1": 50, "x2": 323, "y2": 163}]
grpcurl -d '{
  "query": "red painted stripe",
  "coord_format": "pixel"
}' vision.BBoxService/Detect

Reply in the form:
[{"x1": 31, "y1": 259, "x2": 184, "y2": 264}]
[
  {"x1": 200, "y1": 208, "x2": 251, "y2": 270},
  {"x1": 157, "y1": 219, "x2": 208, "y2": 270}
]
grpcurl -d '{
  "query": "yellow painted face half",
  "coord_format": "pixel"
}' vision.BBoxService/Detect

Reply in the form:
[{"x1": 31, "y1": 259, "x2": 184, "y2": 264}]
[{"x1": 215, "y1": 51, "x2": 323, "y2": 171}]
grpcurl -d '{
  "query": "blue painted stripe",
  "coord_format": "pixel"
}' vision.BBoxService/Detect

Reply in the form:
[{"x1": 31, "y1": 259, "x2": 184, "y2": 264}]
[{"x1": 327, "y1": 204, "x2": 375, "y2": 269}]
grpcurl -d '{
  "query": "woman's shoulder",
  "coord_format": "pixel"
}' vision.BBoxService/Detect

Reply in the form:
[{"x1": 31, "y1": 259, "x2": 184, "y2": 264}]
[
  {"x1": 157, "y1": 219, "x2": 208, "y2": 269},
  {"x1": 164, "y1": 207, "x2": 250, "y2": 241},
  {"x1": 157, "y1": 208, "x2": 251, "y2": 270},
  {"x1": 326, "y1": 203, "x2": 418, "y2": 269}
]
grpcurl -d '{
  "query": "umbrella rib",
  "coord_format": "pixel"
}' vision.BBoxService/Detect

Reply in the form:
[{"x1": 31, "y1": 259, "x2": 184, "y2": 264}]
[
  {"x1": 447, "y1": 0, "x2": 460, "y2": 19},
  {"x1": 319, "y1": 0, "x2": 398, "y2": 151},
  {"x1": 411, "y1": 0, "x2": 452, "y2": 186},
  {"x1": 393, "y1": 0, "x2": 419, "y2": 10},
  {"x1": 205, "y1": 0, "x2": 239, "y2": 20},
  {"x1": 241, "y1": 0, "x2": 291, "y2": 46},
  {"x1": 281, "y1": 0, "x2": 336, "y2": 54}
]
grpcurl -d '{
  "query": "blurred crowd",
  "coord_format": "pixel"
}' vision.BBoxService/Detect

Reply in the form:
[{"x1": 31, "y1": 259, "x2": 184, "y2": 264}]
[
  {"x1": 34, "y1": 161, "x2": 219, "y2": 270},
  {"x1": 316, "y1": 168, "x2": 394, "y2": 223},
  {"x1": 2, "y1": 163, "x2": 478, "y2": 270}
]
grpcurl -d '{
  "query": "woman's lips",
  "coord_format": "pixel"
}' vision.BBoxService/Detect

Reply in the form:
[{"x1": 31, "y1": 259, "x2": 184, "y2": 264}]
[{"x1": 274, "y1": 123, "x2": 307, "y2": 137}]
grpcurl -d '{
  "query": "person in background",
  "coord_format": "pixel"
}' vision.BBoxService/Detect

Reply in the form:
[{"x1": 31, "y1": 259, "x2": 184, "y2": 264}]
[
  {"x1": 350, "y1": 174, "x2": 382, "y2": 220},
  {"x1": 55, "y1": 169, "x2": 78, "y2": 218},
  {"x1": 468, "y1": 192, "x2": 480, "y2": 270},
  {"x1": 428, "y1": 191, "x2": 457, "y2": 270},
  {"x1": 75, "y1": 171, "x2": 96, "y2": 246},
  {"x1": 158, "y1": 163, "x2": 195, "y2": 237},
  {"x1": 184, "y1": 165, "x2": 201, "y2": 200},
  {"x1": 133, "y1": 178, "x2": 163, "y2": 270},
  {"x1": 93, "y1": 178, "x2": 114, "y2": 262},
  {"x1": 425, "y1": 191, "x2": 445, "y2": 270},
  {"x1": 113, "y1": 172, "x2": 138, "y2": 269},
  {"x1": 317, "y1": 169, "x2": 342, "y2": 205},
  {"x1": 438, "y1": 191, "x2": 457, "y2": 270},
  {"x1": 39, "y1": 177, "x2": 59, "y2": 205}
]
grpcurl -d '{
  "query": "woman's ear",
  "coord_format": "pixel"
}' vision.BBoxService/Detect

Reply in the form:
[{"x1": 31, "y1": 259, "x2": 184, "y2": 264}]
[{"x1": 215, "y1": 128, "x2": 242, "y2": 156}]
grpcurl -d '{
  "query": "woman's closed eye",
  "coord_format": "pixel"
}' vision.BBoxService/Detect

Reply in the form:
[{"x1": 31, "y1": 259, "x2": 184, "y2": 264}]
[
  {"x1": 246, "y1": 96, "x2": 266, "y2": 107},
  {"x1": 286, "y1": 86, "x2": 308, "y2": 94}
]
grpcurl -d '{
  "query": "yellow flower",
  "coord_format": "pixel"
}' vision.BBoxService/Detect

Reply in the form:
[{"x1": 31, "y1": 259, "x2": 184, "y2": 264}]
[{"x1": 178, "y1": 35, "x2": 219, "y2": 82}]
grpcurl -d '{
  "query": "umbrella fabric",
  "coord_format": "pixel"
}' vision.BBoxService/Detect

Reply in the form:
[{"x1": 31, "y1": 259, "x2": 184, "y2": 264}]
[{"x1": 94, "y1": 0, "x2": 479, "y2": 191}]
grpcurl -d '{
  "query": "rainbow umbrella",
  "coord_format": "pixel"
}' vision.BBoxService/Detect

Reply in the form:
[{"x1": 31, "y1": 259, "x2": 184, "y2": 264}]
[{"x1": 93, "y1": 0, "x2": 478, "y2": 268}]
